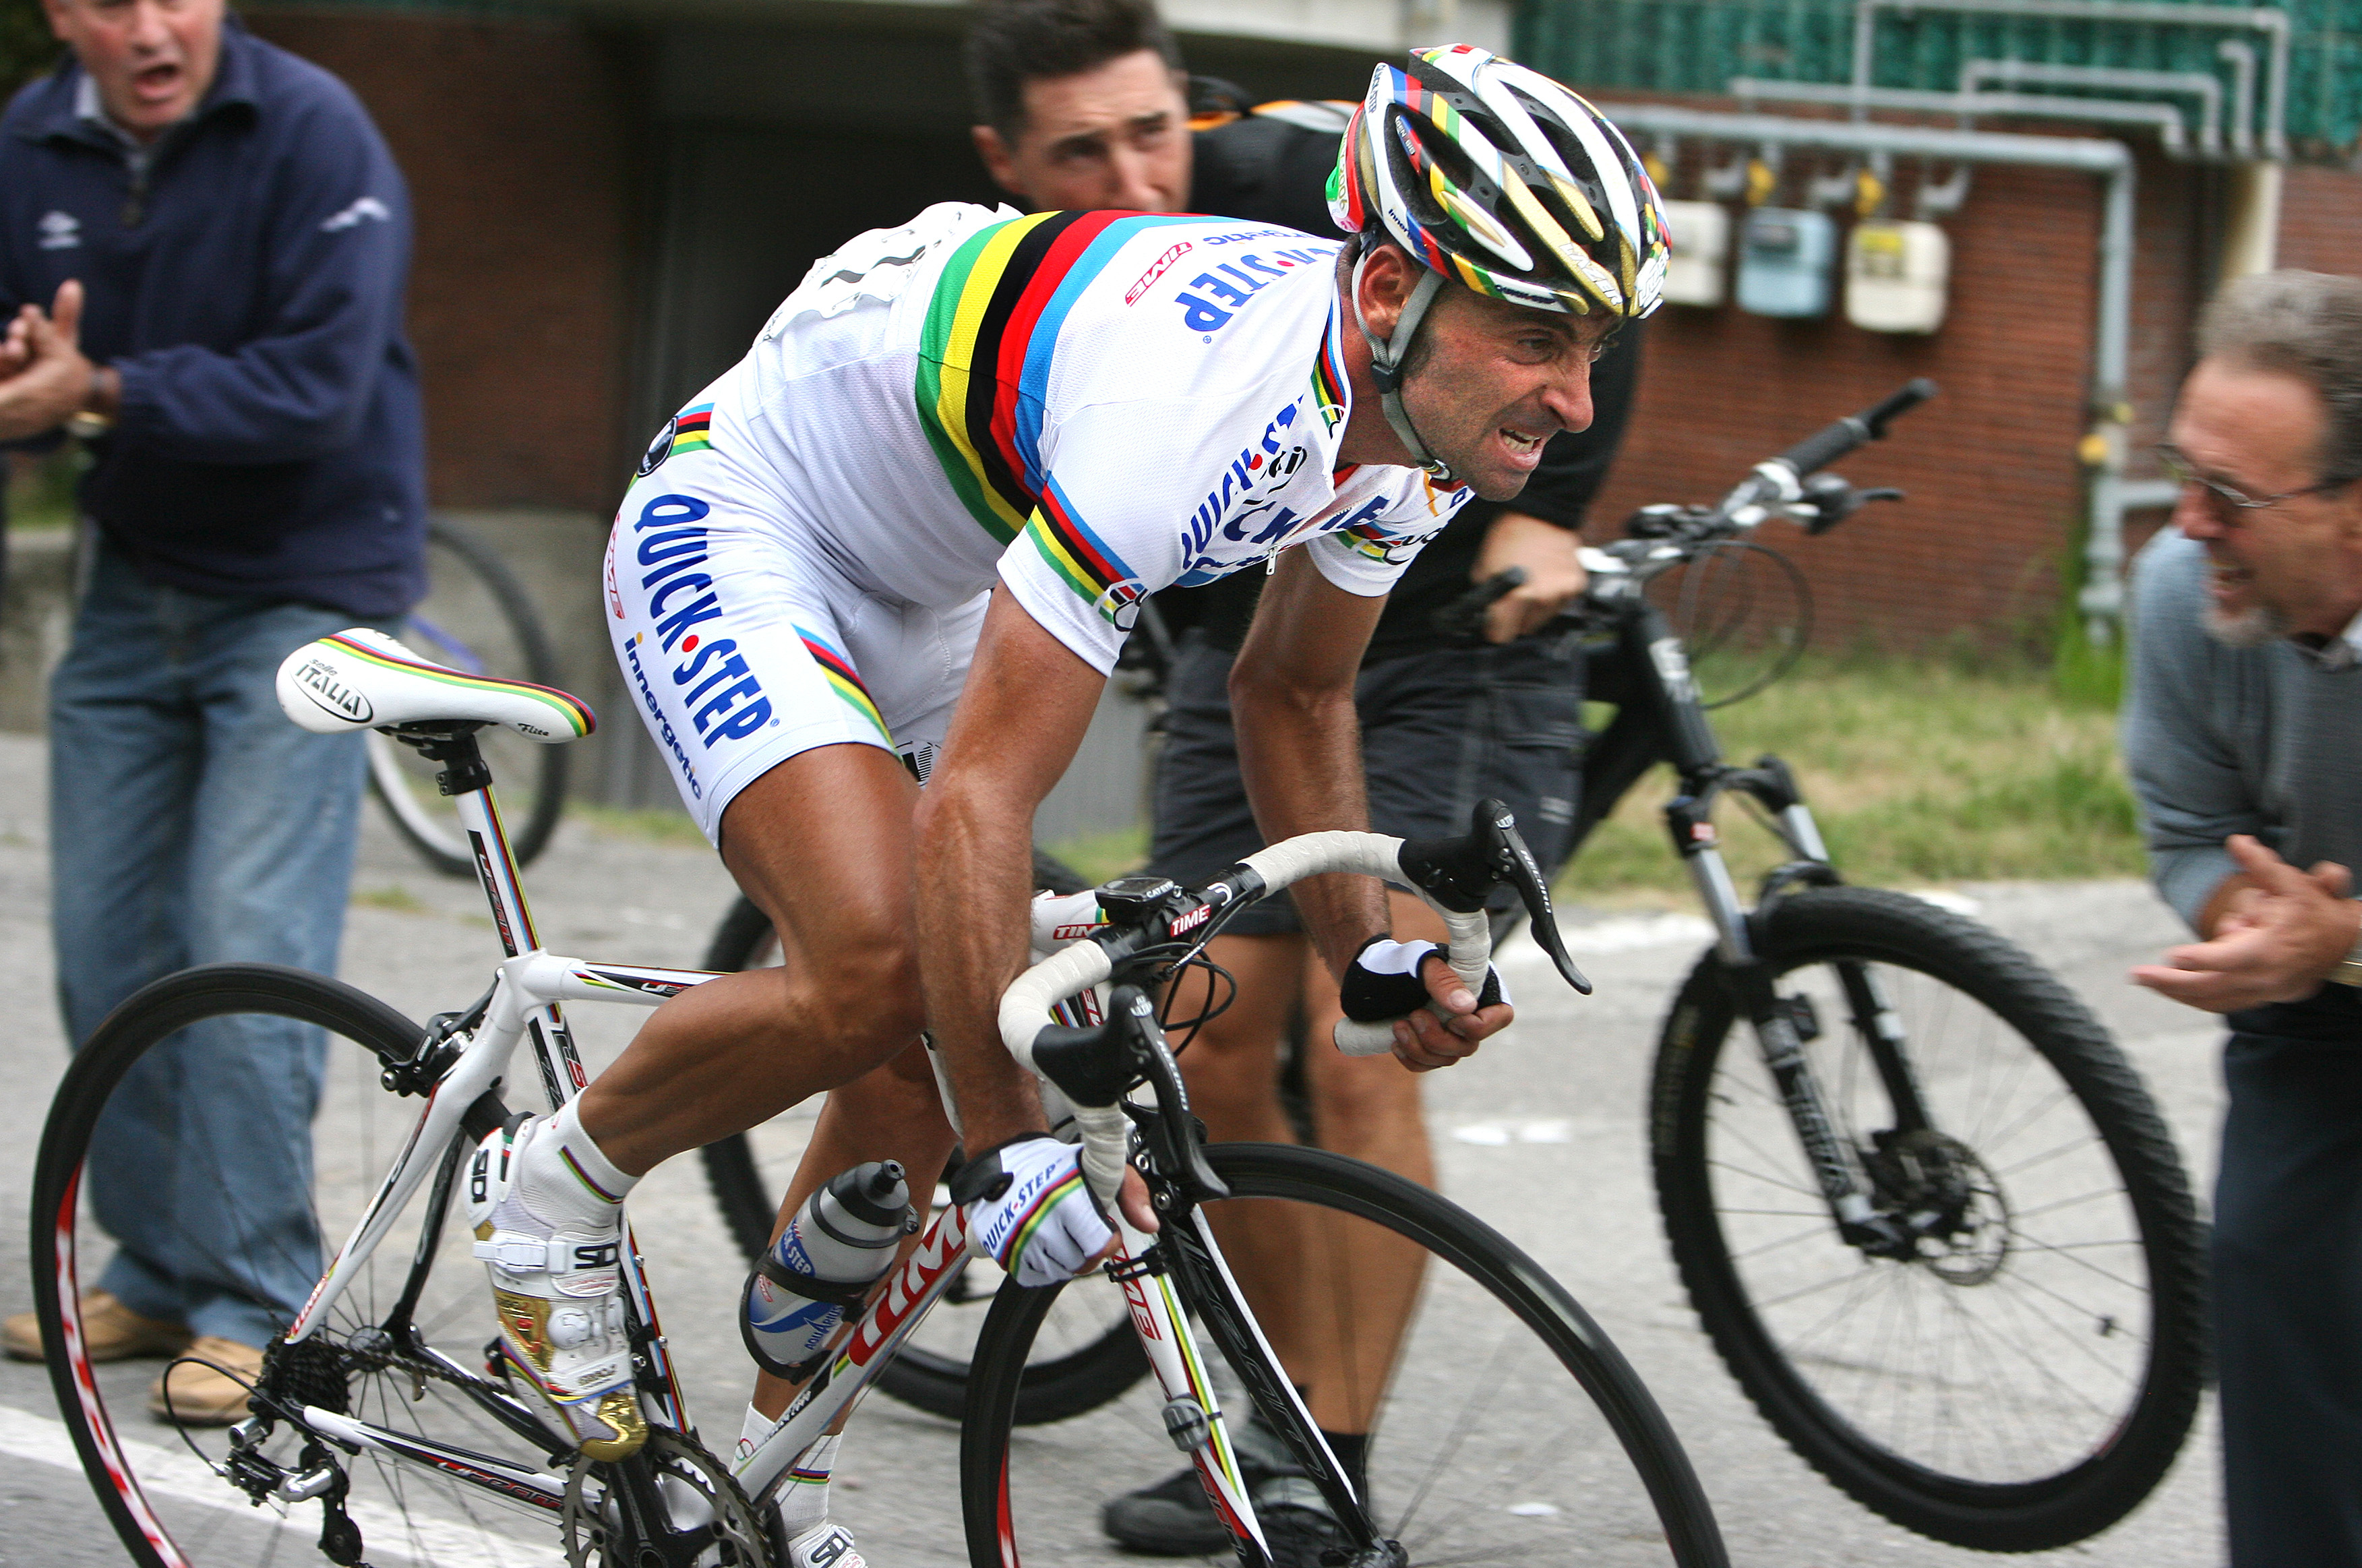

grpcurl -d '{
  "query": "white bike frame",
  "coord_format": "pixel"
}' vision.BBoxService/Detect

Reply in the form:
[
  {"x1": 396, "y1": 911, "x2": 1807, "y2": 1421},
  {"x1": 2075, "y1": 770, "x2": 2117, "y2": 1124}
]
[{"x1": 176, "y1": 744, "x2": 1487, "y2": 1561}]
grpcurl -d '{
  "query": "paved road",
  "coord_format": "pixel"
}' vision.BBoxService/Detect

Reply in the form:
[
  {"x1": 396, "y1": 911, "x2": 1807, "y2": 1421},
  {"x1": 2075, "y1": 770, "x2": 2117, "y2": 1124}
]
[{"x1": 0, "y1": 731, "x2": 2231, "y2": 1566}]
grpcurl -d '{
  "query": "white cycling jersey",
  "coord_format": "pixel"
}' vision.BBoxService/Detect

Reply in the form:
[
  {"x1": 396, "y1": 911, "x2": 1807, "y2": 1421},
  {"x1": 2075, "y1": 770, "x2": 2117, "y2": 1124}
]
[{"x1": 605, "y1": 201, "x2": 1471, "y2": 835}]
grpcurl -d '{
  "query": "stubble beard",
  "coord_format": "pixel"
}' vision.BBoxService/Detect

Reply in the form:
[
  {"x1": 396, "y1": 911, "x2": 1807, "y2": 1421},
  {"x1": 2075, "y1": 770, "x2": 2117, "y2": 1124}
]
[{"x1": 2202, "y1": 599, "x2": 2290, "y2": 648}]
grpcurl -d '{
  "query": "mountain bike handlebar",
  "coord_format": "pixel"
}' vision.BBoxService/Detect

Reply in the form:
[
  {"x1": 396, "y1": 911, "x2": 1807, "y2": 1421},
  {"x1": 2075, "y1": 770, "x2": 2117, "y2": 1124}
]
[
  {"x1": 998, "y1": 804, "x2": 1590, "y2": 1207},
  {"x1": 1770, "y1": 378, "x2": 1938, "y2": 484}
]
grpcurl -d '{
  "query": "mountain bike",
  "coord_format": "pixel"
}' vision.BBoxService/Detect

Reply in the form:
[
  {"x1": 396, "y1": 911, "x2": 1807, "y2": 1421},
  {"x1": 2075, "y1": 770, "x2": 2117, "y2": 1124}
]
[
  {"x1": 695, "y1": 382, "x2": 2208, "y2": 1552},
  {"x1": 29, "y1": 632, "x2": 1726, "y2": 1567},
  {"x1": 367, "y1": 517, "x2": 570, "y2": 876}
]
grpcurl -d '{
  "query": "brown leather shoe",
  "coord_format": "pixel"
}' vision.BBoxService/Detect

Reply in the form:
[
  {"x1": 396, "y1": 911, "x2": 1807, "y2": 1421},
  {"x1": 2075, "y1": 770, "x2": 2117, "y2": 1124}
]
[
  {"x1": 3, "y1": 1290, "x2": 191, "y2": 1364},
  {"x1": 148, "y1": 1337, "x2": 268, "y2": 1426}
]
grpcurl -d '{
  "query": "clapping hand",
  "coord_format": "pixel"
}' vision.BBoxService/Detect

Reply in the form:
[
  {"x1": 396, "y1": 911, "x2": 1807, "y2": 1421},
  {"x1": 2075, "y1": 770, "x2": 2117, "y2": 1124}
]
[
  {"x1": 0, "y1": 280, "x2": 95, "y2": 440},
  {"x1": 2131, "y1": 835, "x2": 2362, "y2": 1013}
]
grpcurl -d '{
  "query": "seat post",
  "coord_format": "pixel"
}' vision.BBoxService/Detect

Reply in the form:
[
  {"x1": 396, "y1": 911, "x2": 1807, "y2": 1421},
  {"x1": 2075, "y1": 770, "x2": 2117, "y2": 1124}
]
[{"x1": 398, "y1": 726, "x2": 493, "y2": 797}]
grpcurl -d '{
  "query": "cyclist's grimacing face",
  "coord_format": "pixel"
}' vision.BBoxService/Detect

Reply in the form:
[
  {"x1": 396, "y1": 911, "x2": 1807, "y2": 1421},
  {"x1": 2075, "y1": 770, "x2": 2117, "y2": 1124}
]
[
  {"x1": 1399, "y1": 287, "x2": 1610, "y2": 502},
  {"x1": 971, "y1": 49, "x2": 1192, "y2": 216}
]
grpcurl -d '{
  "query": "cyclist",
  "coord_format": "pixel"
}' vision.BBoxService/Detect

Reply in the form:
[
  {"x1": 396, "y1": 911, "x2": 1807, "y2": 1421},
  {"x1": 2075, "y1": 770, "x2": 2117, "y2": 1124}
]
[
  {"x1": 468, "y1": 44, "x2": 1664, "y2": 1566},
  {"x1": 961, "y1": 3, "x2": 1648, "y2": 1550}
]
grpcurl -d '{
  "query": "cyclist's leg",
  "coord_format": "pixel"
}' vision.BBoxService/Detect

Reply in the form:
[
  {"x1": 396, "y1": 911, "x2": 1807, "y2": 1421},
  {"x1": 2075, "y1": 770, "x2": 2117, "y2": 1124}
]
[{"x1": 1290, "y1": 888, "x2": 1441, "y2": 1437}]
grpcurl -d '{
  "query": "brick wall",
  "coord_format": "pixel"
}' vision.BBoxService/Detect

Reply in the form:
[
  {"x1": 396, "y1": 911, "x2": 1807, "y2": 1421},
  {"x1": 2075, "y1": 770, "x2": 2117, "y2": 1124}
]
[
  {"x1": 247, "y1": 9, "x2": 645, "y2": 513},
  {"x1": 2277, "y1": 164, "x2": 2362, "y2": 276},
  {"x1": 1585, "y1": 143, "x2": 2213, "y2": 651}
]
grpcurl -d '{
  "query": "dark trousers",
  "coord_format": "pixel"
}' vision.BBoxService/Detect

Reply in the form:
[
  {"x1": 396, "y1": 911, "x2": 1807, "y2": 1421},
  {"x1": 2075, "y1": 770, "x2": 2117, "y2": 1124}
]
[{"x1": 2216, "y1": 1031, "x2": 2362, "y2": 1565}]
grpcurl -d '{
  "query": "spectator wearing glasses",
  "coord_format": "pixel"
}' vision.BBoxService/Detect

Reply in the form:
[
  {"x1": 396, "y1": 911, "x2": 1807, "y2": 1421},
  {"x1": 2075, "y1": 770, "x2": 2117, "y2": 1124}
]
[{"x1": 2126, "y1": 269, "x2": 2362, "y2": 1566}]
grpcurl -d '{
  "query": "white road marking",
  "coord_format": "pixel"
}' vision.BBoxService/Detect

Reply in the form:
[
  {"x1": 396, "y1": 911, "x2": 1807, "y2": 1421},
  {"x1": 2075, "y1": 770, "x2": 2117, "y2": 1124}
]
[{"x1": 0, "y1": 1402, "x2": 564, "y2": 1566}]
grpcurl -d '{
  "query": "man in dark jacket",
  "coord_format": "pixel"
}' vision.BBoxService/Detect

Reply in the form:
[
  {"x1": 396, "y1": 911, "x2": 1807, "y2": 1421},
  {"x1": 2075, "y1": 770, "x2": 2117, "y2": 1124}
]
[
  {"x1": 0, "y1": 0, "x2": 425, "y2": 1426},
  {"x1": 965, "y1": 2, "x2": 1639, "y2": 1555}
]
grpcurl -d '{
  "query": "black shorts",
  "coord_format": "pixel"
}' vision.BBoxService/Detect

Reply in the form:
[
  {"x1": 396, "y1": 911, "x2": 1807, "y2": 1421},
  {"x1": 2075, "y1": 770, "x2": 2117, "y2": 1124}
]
[{"x1": 1145, "y1": 631, "x2": 1585, "y2": 936}]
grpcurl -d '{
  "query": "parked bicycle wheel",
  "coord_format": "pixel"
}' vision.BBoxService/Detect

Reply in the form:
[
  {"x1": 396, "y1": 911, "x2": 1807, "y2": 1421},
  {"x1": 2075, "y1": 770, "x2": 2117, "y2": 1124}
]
[
  {"x1": 28, "y1": 964, "x2": 556, "y2": 1568},
  {"x1": 1650, "y1": 886, "x2": 2206, "y2": 1552},
  {"x1": 697, "y1": 847, "x2": 1147, "y2": 1426},
  {"x1": 966, "y1": 1142, "x2": 1728, "y2": 1567},
  {"x1": 367, "y1": 517, "x2": 568, "y2": 876}
]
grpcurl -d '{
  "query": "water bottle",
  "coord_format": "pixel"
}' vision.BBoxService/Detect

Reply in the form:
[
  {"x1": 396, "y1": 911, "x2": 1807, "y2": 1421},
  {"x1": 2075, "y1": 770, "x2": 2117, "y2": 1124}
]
[{"x1": 741, "y1": 1161, "x2": 915, "y2": 1378}]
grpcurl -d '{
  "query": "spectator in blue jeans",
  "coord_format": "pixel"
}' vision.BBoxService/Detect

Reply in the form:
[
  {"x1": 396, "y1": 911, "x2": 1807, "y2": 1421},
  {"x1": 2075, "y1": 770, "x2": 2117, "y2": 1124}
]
[{"x1": 0, "y1": 0, "x2": 424, "y2": 1426}]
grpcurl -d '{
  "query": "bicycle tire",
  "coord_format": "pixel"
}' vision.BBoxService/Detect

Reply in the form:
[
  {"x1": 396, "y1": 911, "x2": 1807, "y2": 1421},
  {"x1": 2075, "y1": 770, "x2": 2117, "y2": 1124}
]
[
  {"x1": 367, "y1": 516, "x2": 570, "y2": 877},
  {"x1": 1649, "y1": 886, "x2": 2206, "y2": 1552},
  {"x1": 963, "y1": 1141, "x2": 1728, "y2": 1567},
  {"x1": 694, "y1": 846, "x2": 1146, "y2": 1426},
  {"x1": 28, "y1": 963, "x2": 551, "y2": 1568}
]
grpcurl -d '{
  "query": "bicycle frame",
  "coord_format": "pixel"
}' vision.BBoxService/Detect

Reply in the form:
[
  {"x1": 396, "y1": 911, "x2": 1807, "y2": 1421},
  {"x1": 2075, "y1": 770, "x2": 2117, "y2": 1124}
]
[{"x1": 232, "y1": 727, "x2": 1290, "y2": 1550}]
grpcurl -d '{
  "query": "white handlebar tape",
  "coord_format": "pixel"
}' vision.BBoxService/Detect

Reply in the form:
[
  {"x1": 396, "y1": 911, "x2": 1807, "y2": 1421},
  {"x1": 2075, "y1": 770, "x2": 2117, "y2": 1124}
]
[
  {"x1": 1333, "y1": 904, "x2": 1495, "y2": 1056},
  {"x1": 1237, "y1": 831, "x2": 1405, "y2": 891}
]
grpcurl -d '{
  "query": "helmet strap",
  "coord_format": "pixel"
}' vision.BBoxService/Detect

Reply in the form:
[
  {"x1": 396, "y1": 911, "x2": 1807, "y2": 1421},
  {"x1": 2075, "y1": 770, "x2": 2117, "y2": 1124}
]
[{"x1": 1348, "y1": 251, "x2": 1453, "y2": 482}]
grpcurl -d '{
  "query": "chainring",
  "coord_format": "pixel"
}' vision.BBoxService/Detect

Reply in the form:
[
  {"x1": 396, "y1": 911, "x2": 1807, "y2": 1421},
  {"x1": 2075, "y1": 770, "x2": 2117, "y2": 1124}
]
[{"x1": 563, "y1": 1427, "x2": 771, "y2": 1568}]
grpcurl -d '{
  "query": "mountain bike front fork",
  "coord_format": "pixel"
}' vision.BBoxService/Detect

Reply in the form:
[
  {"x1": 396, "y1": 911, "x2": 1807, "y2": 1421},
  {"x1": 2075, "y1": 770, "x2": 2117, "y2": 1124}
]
[{"x1": 1636, "y1": 609, "x2": 1936, "y2": 1260}]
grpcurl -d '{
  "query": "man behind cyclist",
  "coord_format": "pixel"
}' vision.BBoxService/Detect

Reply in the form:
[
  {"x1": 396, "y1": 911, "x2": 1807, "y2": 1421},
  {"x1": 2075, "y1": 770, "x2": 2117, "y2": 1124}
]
[
  {"x1": 963, "y1": 5, "x2": 1647, "y2": 1550},
  {"x1": 466, "y1": 45, "x2": 1664, "y2": 1567}
]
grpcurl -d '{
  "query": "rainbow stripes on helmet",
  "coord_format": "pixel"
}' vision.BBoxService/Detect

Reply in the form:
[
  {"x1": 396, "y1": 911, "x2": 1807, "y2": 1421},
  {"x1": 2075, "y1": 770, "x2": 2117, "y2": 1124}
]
[{"x1": 1327, "y1": 44, "x2": 1668, "y2": 320}]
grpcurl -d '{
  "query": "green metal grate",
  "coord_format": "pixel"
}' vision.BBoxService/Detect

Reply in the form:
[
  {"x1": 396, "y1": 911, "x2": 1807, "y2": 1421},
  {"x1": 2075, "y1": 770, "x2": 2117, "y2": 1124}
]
[{"x1": 1516, "y1": 1, "x2": 2362, "y2": 160}]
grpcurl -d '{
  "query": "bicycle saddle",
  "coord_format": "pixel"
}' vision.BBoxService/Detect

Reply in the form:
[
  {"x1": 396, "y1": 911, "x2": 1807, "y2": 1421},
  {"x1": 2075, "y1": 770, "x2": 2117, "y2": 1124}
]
[{"x1": 276, "y1": 628, "x2": 597, "y2": 742}]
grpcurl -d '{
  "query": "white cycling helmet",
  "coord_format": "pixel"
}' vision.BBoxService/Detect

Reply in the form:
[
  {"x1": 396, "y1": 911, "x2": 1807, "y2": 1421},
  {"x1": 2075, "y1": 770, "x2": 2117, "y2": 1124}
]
[{"x1": 1326, "y1": 45, "x2": 1668, "y2": 475}]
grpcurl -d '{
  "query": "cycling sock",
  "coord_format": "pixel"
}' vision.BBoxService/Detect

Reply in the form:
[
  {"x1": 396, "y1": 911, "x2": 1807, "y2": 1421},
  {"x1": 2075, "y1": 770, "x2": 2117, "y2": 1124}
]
[
  {"x1": 516, "y1": 1099, "x2": 638, "y2": 1231},
  {"x1": 772, "y1": 1430, "x2": 843, "y2": 1536},
  {"x1": 1319, "y1": 1429, "x2": 1368, "y2": 1495}
]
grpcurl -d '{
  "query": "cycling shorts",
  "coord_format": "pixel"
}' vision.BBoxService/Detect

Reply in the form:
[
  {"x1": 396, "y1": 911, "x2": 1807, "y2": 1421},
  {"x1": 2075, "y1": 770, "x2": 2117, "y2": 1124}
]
[{"x1": 604, "y1": 454, "x2": 986, "y2": 844}]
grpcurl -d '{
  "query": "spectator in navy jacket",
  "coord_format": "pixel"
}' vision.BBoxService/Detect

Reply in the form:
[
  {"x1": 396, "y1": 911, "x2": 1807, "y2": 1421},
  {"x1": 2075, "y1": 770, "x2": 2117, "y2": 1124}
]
[{"x1": 0, "y1": 0, "x2": 425, "y2": 1427}]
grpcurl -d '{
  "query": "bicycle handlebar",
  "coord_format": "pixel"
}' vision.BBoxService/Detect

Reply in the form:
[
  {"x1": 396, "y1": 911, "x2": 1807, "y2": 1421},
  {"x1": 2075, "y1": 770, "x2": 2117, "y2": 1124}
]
[
  {"x1": 998, "y1": 806, "x2": 1591, "y2": 1208},
  {"x1": 1767, "y1": 378, "x2": 1938, "y2": 488}
]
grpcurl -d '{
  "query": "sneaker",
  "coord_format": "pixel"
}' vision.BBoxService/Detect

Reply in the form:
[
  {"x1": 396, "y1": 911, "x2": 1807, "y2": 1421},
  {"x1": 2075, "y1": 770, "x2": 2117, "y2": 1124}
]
[
  {"x1": 784, "y1": 1521, "x2": 866, "y2": 1568},
  {"x1": 1101, "y1": 1407, "x2": 1294, "y2": 1555},
  {"x1": 147, "y1": 1336, "x2": 266, "y2": 1426},
  {"x1": 1257, "y1": 1480, "x2": 1352, "y2": 1568},
  {"x1": 5, "y1": 1290, "x2": 190, "y2": 1364},
  {"x1": 468, "y1": 1116, "x2": 646, "y2": 1461}
]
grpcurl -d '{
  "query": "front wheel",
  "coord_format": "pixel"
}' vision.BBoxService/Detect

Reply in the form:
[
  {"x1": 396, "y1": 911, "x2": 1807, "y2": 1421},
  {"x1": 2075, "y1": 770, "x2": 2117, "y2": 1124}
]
[
  {"x1": 965, "y1": 1143, "x2": 1728, "y2": 1567},
  {"x1": 1650, "y1": 886, "x2": 2206, "y2": 1551}
]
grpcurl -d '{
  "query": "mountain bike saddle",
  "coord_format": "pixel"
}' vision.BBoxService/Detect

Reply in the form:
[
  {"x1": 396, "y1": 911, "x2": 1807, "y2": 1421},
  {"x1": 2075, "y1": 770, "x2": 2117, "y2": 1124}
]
[{"x1": 276, "y1": 627, "x2": 598, "y2": 742}]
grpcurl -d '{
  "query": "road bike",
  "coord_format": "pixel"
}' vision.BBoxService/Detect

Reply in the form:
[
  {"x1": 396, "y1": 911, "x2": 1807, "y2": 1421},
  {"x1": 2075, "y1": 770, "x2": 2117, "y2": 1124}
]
[
  {"x1": 30, "y1": 631, "x2": 1726, "y2": 1567},
  {"x1": 698, "y1": 382, "x2": 2208, "y2": 1552},
  {"x1": 367, "y1": 517, "x2": 570, "y2": 876}
]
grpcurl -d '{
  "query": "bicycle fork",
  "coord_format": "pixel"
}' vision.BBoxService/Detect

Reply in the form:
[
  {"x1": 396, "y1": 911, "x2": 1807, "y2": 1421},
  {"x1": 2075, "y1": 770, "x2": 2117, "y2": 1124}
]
[{"x1": 1666, "y1": 766, "x2": 1933, "y2": 1258}]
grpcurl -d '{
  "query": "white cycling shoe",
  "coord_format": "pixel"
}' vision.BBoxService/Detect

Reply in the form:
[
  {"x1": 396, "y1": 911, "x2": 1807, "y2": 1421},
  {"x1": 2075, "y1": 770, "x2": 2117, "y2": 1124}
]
[
  {"x1": 783, "y1": 1521, "x2": 866, "y2": 1568},
  {"x1": 468, "y1": 1116, "x2": 648, "y2": 1461}
]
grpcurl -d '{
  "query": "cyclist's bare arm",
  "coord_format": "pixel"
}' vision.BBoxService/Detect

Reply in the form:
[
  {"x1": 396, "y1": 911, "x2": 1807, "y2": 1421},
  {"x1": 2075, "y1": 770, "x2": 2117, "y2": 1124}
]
[
  {"x1": 911, "y1": 582, "x2": 1153, "y2": 1226},
  {"x1": 1231, "y1": 547, "x2": 1514, "y2": 1069}
]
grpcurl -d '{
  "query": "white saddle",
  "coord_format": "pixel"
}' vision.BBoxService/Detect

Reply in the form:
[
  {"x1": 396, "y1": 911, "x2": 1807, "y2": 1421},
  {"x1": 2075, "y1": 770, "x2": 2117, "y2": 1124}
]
[{"x1": 276, "y1": 628, "x2": 597, "y2": 743}]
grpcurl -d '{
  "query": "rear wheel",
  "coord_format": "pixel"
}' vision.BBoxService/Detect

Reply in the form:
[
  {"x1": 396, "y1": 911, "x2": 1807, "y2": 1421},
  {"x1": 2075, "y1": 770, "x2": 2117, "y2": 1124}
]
[
  {"x1": 965, "y1": 1143, "x2": 1728, "y2": 1567},
  {"x1": 1650, "y1": 886, "x2": 2206, "y2": 1550},
  {"x1": 367, "y1": 517, "x2": 569, "y2": 876},
  {"x1": 696, "y1": 849, "x2": 1148, "y2": 1426},
  {"x1": 28, "y1": 963, "x2": 567, "y2": 1567}
]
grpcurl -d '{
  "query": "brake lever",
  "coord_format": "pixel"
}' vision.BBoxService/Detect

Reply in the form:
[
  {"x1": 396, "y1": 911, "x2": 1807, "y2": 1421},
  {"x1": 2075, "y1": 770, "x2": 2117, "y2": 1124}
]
[
  {"x1": 1113, "y1": 987, "x2": 1228, "y2": 1203},
  {"x1": 1397, "y1": 800, "x2": 1592, "y2": 996},
  {"x1": 1430, "y1": 567, "x2": 1527, "y2": 644}
]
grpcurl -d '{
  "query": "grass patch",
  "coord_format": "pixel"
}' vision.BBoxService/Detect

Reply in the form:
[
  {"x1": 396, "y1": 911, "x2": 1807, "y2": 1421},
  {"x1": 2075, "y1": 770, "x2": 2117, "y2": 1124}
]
[
  {"x1": 577, "y1": 802, "x2": 710, "y2": 850},
  {"x1": 7, "y1": 449, "x2": 80, "y2": 533},
  {"x1": 351, "y1": 884, "x2": 431, "y2": 914},
  {"x1": 1561, "y1": 653, "x2": 2142, "y2": 904},
  {"x1": 1043, "y1": 823, "x2": 1151, "y2": 886}
]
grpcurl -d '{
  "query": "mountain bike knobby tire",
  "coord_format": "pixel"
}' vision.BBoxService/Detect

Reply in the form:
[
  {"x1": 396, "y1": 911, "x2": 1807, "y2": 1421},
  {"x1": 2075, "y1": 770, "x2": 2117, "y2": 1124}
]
[
  {"x1": 1649, "y1": 886, "x2": 2206, "y2": 1552},
  {"x1": 964, "y1": 1142, "x2": 1728, "y2": 1567},
  {"x1": 30, "y1": 963, "x2": 536, "y2": 1568},
  {"x1": 695, "y1": 848, "x2": 1148, "y2": 1426}
]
